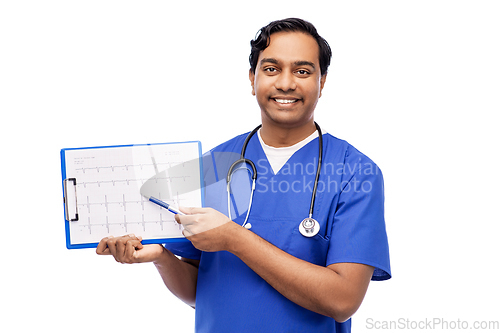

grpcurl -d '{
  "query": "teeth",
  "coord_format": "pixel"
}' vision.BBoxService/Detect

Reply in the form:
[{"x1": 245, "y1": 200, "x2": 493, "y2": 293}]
[{"x1": 275, "y1": 99, "x2": 297, "y2": 104}]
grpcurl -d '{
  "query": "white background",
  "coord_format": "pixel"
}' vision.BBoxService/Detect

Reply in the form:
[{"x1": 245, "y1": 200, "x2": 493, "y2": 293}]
[{"x1": 1, "y1": 1, "x2": 499, "y2": 332}]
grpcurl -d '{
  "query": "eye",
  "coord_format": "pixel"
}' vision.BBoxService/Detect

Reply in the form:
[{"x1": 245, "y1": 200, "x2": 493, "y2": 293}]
[
  {"x1": 296, "y1": 69, "x2": 310, "y2": 76},
  {"x1": 263, "y1": 67, "x2": 279, "y2": 74}
]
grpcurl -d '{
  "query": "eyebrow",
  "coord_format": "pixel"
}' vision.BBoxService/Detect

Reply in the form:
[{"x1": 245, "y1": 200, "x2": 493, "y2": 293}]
[
  {"x1": 260, "y1": 58, "x2": 279, "y2": 66},
  {"x1": 260, "y1": 58, "x2": 316, "y2": 69},
  {"x1": 293, "y1": 60, "x2": 316, "y2": 69}
]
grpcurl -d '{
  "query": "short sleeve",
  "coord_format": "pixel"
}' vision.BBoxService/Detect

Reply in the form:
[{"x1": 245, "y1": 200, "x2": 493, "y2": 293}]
[
  {"x1": 326, "y1": 146, "x2": 391, "y2": 281},
  {"x1": 163, "y1": 241, "x2": 201, "y2": 260}
]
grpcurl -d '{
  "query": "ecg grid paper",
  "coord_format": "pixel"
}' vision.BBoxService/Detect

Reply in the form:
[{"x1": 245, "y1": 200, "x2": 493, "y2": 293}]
[{"x1": 62, "y1": 142, "x2": 202, "y2": 247}]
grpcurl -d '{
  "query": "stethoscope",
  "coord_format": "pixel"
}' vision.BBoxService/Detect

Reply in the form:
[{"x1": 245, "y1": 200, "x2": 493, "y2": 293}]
[{"x1": 226, "y1": 122, "x2": 323, "y2": 237}]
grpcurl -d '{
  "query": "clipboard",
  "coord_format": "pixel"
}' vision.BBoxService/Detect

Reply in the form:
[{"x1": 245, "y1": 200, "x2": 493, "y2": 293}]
[{"x1": 61, "y1": 141, "x2": 203, "y2": 249}]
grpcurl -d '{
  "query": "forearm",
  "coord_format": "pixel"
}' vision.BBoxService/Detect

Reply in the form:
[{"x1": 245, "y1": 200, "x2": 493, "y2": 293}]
[
  {"x1": 177, "y1": 208, "x2": 373, "y2": 320},
  {"x1": 153, "y1": 247, "x2": 198, "y2": 308},
  {"x1": 227, "y1": 224, "x2": 371, "y2": 322}
]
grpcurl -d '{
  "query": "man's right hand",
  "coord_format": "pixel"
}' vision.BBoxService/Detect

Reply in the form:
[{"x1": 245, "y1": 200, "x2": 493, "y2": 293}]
[{"x1": 96, "y1": 234, "x2": 165, "y2": 264}]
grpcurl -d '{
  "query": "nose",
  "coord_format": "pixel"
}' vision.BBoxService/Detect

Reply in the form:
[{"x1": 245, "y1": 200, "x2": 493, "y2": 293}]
[{"x1": 274, "y1": 71, "x2": 297, "y2": 92}]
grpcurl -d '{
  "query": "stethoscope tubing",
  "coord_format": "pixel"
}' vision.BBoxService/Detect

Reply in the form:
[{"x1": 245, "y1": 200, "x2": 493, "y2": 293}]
[
  {"x1": 308, "y1": 122, "x2": 323, "y2": 218},
  {"x1": 227, "y1": 122, "x2": 323, "y2": 223},
  {"x1": 226, "y1": 124, "x2": 261, "y2": 184}
]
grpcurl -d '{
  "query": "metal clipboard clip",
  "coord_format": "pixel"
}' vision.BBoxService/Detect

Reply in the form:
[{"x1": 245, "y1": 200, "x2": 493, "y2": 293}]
[{"x1": 63, "y1": 178, "x2": 79, "y2": 221}]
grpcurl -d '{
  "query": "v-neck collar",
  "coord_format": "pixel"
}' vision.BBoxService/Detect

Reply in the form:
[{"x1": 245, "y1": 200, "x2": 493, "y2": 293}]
[
  {"x1": 245, "y1": 132, "x2": 321, "y2": 178},
  {"x1": 257, "y1": 129, "x2": 320, "y2": 175}
]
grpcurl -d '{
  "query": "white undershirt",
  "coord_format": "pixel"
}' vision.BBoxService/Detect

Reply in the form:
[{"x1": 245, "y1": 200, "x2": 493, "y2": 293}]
[{"x1": 257, "y1": 129, "x2": 320, "y2": 175}]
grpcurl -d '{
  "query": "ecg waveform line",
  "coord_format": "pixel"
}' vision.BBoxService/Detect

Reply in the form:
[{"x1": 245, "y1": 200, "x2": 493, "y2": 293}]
[
  {"x1": 75, "y1": 175, "x2": 192, "y2": 188},
  {"x1": 81, "y1": 214, "x2": 183, "y2": 235},
  {"x1": 76, "y1": 191, "x2": 185, "y2": 236},
  {"x1": 78, "y1": 192, "x2": 185, "y2": 212},
  {"x1": 74, "y1": 160, "x2": 187, "y2": 174}
]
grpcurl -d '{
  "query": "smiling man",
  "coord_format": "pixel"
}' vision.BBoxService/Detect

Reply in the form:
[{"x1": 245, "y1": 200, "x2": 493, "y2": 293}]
[
  {"x1": 250, "y1": 30, "x2": 327, "y2": 146},
  {"x1": 97, "y1": 18, "x2": 391, "y2": 333}
]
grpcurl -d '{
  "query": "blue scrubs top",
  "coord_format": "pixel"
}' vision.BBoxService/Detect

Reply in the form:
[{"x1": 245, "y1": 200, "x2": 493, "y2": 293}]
[{"x1": 165, "y1": 132, "x2": 391, "y2": 333}]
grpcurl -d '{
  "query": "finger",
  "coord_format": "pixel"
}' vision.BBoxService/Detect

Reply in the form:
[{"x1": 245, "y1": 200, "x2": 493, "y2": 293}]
[
  {"x1": 115, "y1": 238, "x2": 127, "y2": 262},
  {"x1": 175, "y1": 213, "x2": 197, "y2": 230},
  {"x1": 96, "y1": 236, "x2": 113, "y2": 255},
  {"x1": 179, "y1": 206, "x2": 207, "y2": 215},
  {"x1": 133, "y1": 238, "x2": 143, "y2": 250},
  {"x1": 179, "y1": 206, "x2": 191, "y2": 215},
  {"x1": 114, "y1": 234, "x2": 139, "y2": 262},
  {"x1": 124, "y1": 240, "x2": 143, "y2": 263},
  {"x1": 106, "y1": 236, "x2": 118, "y2": 259}
]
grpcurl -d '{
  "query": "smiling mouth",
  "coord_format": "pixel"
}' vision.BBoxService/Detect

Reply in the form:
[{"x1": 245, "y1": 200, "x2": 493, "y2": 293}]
[{"x1": 272, "y1": 98, "x2": 299, "y2": 104}]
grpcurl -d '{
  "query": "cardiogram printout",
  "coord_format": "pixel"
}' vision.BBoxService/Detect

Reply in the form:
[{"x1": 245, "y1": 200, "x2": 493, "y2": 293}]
[{"x1": 61, "y1": 141, "x2": 203, "y2": 249}]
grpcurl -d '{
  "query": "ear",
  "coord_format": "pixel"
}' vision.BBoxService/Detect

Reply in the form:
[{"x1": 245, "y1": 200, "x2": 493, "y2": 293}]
[
  {"x1": 249, "y1": 69, "x2": 256, "y2": 96},
  {"x1": 319, "y1": 74, "x2": 327, "y2": 98}
]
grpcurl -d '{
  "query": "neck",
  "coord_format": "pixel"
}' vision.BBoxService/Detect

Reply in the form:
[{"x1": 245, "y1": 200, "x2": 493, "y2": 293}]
[{"x1": 259, "y1": 120, "x2": 317, "y2": 148}]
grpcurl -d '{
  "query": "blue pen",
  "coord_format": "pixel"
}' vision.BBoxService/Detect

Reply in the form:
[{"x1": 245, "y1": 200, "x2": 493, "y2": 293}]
[{"x1": 148, "y1": 196, "x2": 185, "y2": 215}]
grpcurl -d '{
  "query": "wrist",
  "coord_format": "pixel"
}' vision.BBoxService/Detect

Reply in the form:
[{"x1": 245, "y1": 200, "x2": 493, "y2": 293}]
[
  {"x1": 225, "y1": 222, "x2": 253, "y2": 255},
  {"x1": 153, "y1": 245, "x2": 173, "y2": 266}
]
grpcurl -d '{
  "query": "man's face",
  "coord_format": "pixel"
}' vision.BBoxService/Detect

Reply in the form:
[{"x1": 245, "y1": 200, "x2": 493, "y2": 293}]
[{"x1": 249, "y1": 31, "x2": 327, "y2": 130}]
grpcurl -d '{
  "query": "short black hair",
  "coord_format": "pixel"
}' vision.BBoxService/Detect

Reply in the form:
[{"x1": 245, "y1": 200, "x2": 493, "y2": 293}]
[{"x1": 249, "y1": 18, "x2": 332, "y2": 76}]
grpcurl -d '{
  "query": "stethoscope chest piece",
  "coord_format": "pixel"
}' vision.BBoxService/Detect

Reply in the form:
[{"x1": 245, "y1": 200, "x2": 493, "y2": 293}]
[{"x1": 299, "y1": 217, "x2": 320, "y2": 237}]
